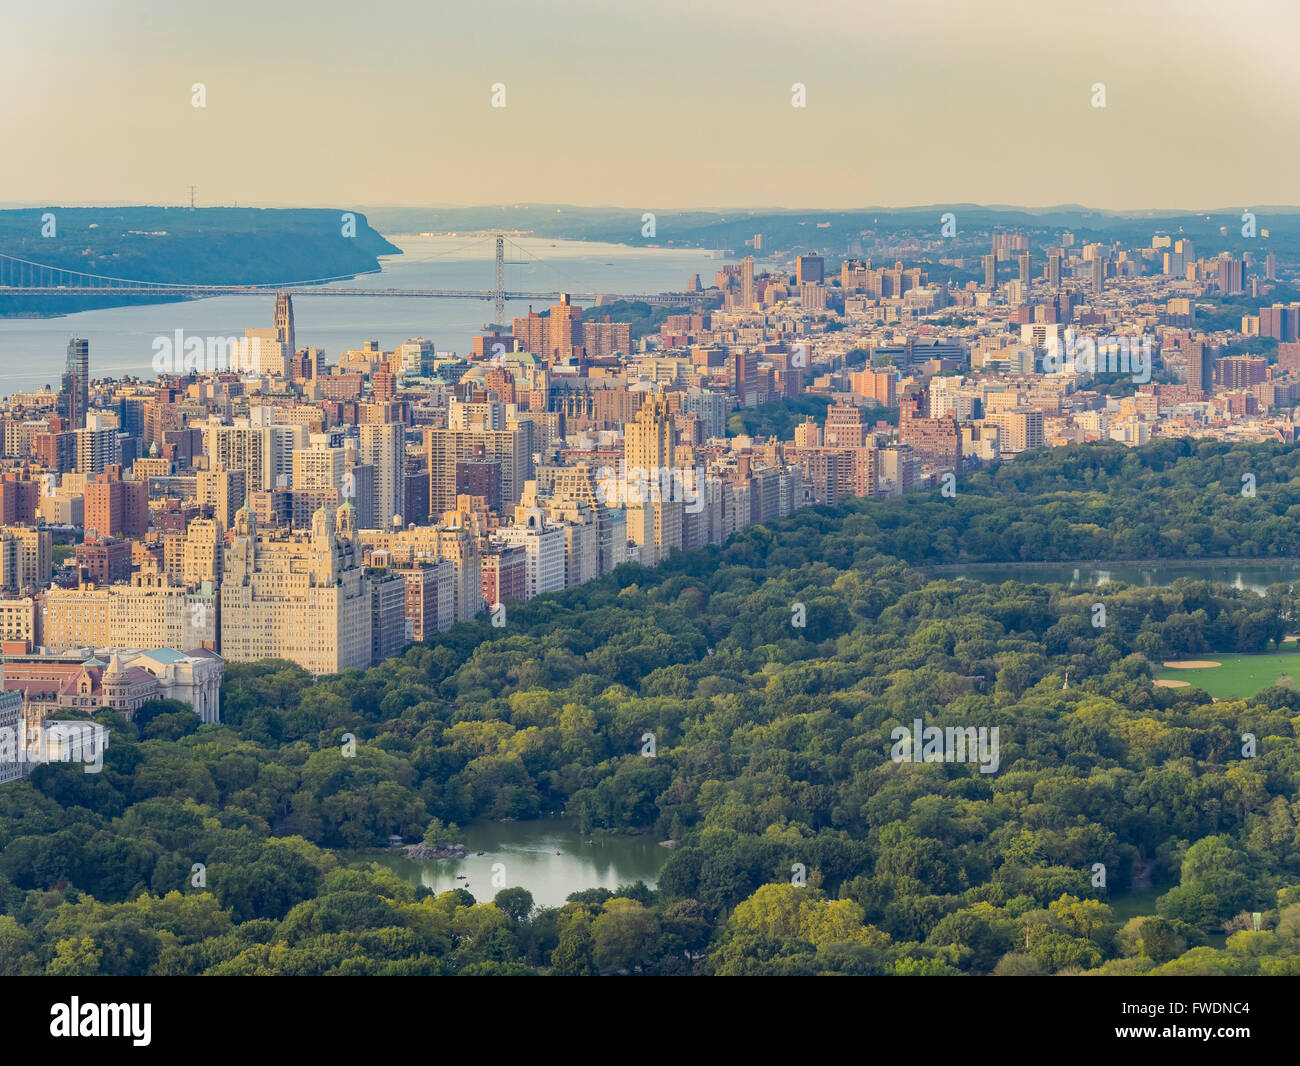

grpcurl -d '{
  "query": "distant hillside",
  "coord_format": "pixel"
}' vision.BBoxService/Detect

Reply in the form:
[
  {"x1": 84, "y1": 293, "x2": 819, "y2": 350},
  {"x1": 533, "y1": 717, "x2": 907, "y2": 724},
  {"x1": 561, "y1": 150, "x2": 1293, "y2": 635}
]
[
  {"x1": 0, "y1": 207, "x2": 401, "y2": 317},
  {"x1": 361, "y1": 203, "x2": 1299, "y2": 263}
]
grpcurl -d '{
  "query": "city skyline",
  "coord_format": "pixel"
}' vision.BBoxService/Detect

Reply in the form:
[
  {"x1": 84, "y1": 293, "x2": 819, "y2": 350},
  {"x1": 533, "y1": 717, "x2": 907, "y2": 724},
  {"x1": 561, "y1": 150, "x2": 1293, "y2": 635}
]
[{"x1": 6, "y1": 0, "x2": 1300, "y2": 996}]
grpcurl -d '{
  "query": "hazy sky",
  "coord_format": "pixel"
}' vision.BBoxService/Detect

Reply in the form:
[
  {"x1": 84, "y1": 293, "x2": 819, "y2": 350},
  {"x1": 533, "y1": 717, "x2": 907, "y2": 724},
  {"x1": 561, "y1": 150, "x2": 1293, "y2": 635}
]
[{"x1": 5, "y1": 0, "x2": 1297, "y2": 211}]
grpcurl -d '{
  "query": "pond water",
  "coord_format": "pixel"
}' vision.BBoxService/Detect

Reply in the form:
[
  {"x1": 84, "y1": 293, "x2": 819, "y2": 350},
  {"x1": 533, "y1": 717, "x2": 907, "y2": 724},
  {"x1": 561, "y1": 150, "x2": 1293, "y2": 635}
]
[{"x1": 367, "y1": 817, "x2": 669, "y2": 909}]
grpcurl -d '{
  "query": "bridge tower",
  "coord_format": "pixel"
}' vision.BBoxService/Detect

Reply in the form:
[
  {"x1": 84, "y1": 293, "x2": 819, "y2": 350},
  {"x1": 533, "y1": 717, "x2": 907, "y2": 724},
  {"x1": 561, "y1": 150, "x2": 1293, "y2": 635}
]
[{"x1": 493, "y1": 233, "x2": 505, "y2": 328}]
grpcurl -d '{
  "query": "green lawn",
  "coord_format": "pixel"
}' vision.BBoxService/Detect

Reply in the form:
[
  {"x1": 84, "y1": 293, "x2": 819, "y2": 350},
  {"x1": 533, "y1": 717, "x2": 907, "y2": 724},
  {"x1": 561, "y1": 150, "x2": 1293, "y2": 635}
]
[
  {"x1": 1108, "y1": 885, "x2": 1165, "y2": 923},
  {"x1": 1155, "y1": 651, "x2": 1300, "y2": 699}
]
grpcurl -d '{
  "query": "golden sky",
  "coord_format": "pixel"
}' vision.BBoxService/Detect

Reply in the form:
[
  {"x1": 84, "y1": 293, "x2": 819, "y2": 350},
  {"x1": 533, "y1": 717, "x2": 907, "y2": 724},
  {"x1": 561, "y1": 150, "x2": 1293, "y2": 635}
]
[{"x1": 4, "y1": 0, "x2": 1295, "y2": 210}]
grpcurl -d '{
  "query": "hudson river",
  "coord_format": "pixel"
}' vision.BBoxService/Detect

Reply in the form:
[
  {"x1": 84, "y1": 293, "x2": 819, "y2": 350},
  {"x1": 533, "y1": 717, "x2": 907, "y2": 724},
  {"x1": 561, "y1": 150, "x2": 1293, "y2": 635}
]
[{"x1": 0, "y1": 236, "x2": 719, "y2": 394}]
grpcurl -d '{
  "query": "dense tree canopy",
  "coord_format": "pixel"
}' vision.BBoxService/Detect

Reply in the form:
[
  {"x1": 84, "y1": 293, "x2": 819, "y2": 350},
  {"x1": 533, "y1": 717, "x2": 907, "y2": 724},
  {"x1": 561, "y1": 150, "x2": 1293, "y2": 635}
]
[{"x1": 5, "y1": 438, "x2": 1300, "y2": 974}]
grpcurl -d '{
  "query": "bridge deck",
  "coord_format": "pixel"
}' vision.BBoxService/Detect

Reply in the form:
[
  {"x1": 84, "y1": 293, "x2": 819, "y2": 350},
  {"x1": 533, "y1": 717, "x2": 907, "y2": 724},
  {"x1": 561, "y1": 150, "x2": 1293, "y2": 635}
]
[{"x1": 0, "y1": 286, "x2": 696, "y2": 306}]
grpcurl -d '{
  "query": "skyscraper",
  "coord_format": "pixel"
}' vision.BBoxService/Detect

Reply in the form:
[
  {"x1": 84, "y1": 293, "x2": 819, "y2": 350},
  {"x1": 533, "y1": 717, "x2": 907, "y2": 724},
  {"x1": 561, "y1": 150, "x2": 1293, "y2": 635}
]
[
  {"x1": 1018, "y1": 251, "x2": 1031, "y2": 285},
  {"x1": 548, "y1": 294, "x2": 583, "y2": 359},
  {"x1": 1217, "y1": 255, "x2": 1243, "y2": 295},
  {"x1": 622, "y1": 392, "x2": 683, "y2": 564},
  {"x1": 361, "y1": 420, "x2": 406, "y2": 528},
  {"x1": 274, "y1": 293, "x2": 295, "y2": 353},
  {"x1": 60, "y1": 337, "x2": 89, "y2": 430},
  {"x1": 425, "y1": 403, "x2": 534, "y2": 517},
  {"x1": 625, "y1": 391, "x2": 676, "y2": 476},
  {"x1": 1187, "y1": 340, "x2": 1215, "y2": 394},
  {"x1": 796, "y1": 254, "x2": 825, "y2": 285},
  {"x1": 741, "y1": 256, "x2": 755, "y2": 308},
  {"x1": 1091, "y1": 256, "x2": 1104, "y2": 293},
  {"x1": 983, "y1": 254, "x2": 996, "y2": 290},
  {"x1": 1048, "y1": 251, "x2": 1062, "y2": 290}
]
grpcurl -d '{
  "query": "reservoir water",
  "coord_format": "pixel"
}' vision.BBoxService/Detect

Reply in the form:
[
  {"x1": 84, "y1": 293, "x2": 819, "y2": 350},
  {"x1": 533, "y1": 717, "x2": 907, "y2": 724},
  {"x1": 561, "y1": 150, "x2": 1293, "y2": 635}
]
[
  {"x1": 369, "y1": 818, "x2": 669, "y2": 909},
  {"x1": 943, "y1": 561, "x2": 1300, "y2": 595},
  {"x1": 0, "y1": 236, "x2": 718, "y2": 395}
]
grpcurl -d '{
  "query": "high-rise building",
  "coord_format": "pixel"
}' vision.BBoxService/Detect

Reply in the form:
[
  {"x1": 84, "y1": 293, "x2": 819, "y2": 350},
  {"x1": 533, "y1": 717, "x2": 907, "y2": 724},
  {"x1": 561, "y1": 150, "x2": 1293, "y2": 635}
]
[
  {"x1": 985, "y1": 408, "x2": 1044, "y2": 454},
  {"x1": 393, "y1": 559, "x2": 456, "y2": 640},
  {"x1": 0, "y1": 526, "x2": 51, "y2": 593},
  {"x1": 1018, "y1": 251, "x2": 1031, "y2": 285},
  {"x1": 274, "y1": 293, "x2": 295, "y2": 353},
  {"x1": 85, "y1": 476, "x2": 148, "y2": 538},
  {"x1": 76, "y1": 414, "x2": 120, "y2": 475},
  {"x1": 677, "y1": 387, "x2": 728, "y2": 440},
  {"x1": 41, "y1": 569, "x2": 218, "y2": 652},
  {"x1": 620, "y1": 394, "x2": 683, "y2": 564},
  {"x1": 76, "y1": 535, "x2": 132, "y2": 585},
  {"x1": 1216, "y1": 355, "x2": 1267, "y2": 389},
  {"x1": 548, "y1": 294, "x2": 583, "y2": 360},
  {"x1": 1218, "y1": 255, "x2": 1244, "y2": 295},
  {"x1": 395, "y1": 338, "x2": 434, "y2": 378},
  {"x1": 731, "y1": 350, "x2": 760, "y2": 407},
  {"x1": 799, "y1": 283, "x2": 827, "y2": 311},
  {"x1": 1091, "y1": 256, "x2": 1104, "y2": 293},
  {"x1": 197, "y1": 468, "x2": 246, "y2": 530},
  {"x1": 582, "y1": 318, "x2": 632, "y2": 359},
  {"x1": 205, "y1": 419, "x2": 307, "y2": 493},
  {"x1": 512, "y1": 309, "x2": 548, "y2": 355},
  {"x1": 455, "y1": 446, "x2": 502, "y2": 512},
  {"x1": 1048, "y1": 252, "x2": 1062, "y2": 289},
  {"x1": 624, "y1": 392, "x2": 675, "y2": 478},
  {"x1": 344, "y1": 450, "x2": 376, "y2": 530},
  {"x1": 293, "y1": 434, "x2": 345, "y2": 493},
  {"x1": 550, "y1": 463, "x2": 619, "y2": 576},
  {"x1": 983, "y1": 254, "x2": 996, "y2": 290},
  {"x1": 234, "y1": 329, "x2": 289, "y2": 377},
  {"x1": 425, "y1": 404, "x2": 534, "y2": 518},
  {"x1": 182, "y1": 517, "x2": 223, "y2": 587},
  {"x1": 59, "y1": 338, "x2": 89, "y2": 430},
  {"x1": 0, "y1": 690, "x2": 25, "y2": 783},
  {"x1": 1186, "y1": 340, "x2": 1216, "y2": 393},
  {"x1": 221, "y1": 503, "x2": 372, "y2": 674},
  {"x1": 497, "y1": 505, "x2": 566, "y2": 599},
  {"x1": 370, "y1": 570, "x2": 408, "y2": 664},
  {"x1": 823, "y1": 402, "x2": 867, "y2": 448},
  {"x1": 796, "y1": 254, "x2": 825, "y2": 285},
  {"x1": 849, "y1": 367, "x2": 897, "y2": 407},
  {"x1": 741, "y1": 256, "x2": 755, "y2": 308},
  {"x1": 360, "y1": 420, "x2": 406, "y2": 528},
  {"x1": 371, "y1": 359, "x2": 396, "y2": 402}
]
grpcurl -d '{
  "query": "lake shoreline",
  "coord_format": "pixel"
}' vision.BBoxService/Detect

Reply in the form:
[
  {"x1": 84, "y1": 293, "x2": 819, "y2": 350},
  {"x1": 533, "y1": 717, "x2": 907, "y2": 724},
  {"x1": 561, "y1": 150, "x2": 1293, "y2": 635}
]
[
  {"x1": 924, "y1": 555, "x2": 1300, "y2": 572},
  {"x1": 356, "y1": 816, "x2": 669, "y2": 908}
]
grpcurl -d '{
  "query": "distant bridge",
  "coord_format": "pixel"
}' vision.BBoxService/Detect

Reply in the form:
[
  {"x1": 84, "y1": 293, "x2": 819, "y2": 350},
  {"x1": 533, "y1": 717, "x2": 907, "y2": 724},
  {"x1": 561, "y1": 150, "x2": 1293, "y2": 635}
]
[{"x1": 0, "y1": 252, "x2": 702, "y2": 309}]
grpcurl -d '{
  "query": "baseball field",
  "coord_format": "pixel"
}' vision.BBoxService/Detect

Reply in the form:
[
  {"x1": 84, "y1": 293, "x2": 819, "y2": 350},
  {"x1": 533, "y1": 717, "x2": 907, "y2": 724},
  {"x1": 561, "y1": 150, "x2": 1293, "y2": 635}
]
[{"x1": 1154, "y1": 652, "x2": 1300, "y2": 699}]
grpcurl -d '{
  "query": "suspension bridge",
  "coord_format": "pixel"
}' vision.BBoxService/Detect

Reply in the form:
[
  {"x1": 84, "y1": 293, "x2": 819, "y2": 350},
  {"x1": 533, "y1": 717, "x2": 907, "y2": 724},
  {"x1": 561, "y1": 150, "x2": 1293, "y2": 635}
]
[{"x1": 0, "y1": 234, "x2": 703, "y2": 318}]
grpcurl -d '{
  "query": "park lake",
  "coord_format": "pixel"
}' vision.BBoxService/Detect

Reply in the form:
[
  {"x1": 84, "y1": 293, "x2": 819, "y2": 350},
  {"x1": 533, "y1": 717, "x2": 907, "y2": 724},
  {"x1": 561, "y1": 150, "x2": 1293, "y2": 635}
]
[
  {"x1": 367, "y1": 818, "x2": 668, "y2": 908},
  {"x1": 943, "y1": 560, "x2": 1300, "y2": 594}
]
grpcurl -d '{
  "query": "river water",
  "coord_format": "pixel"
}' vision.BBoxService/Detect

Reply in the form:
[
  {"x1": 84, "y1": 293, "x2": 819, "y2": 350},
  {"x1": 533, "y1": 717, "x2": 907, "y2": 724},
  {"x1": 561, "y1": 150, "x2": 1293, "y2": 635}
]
[
  {"x1": 0, "y1": 236, "x2": 719, "y2": 395},
  {"x1": 369, "y1": 818, "x2": 669, "y2": 909}
]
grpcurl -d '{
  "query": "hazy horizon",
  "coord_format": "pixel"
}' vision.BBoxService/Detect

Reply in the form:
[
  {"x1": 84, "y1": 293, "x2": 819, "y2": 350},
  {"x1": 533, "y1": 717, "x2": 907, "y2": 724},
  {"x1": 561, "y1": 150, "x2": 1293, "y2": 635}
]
[
  {"x1": 1, "y1": 201, "x2": 1295, "y2": 218},
  {"x1": 6, "y1": 0, "x2": 1296, "y2": 210}
]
